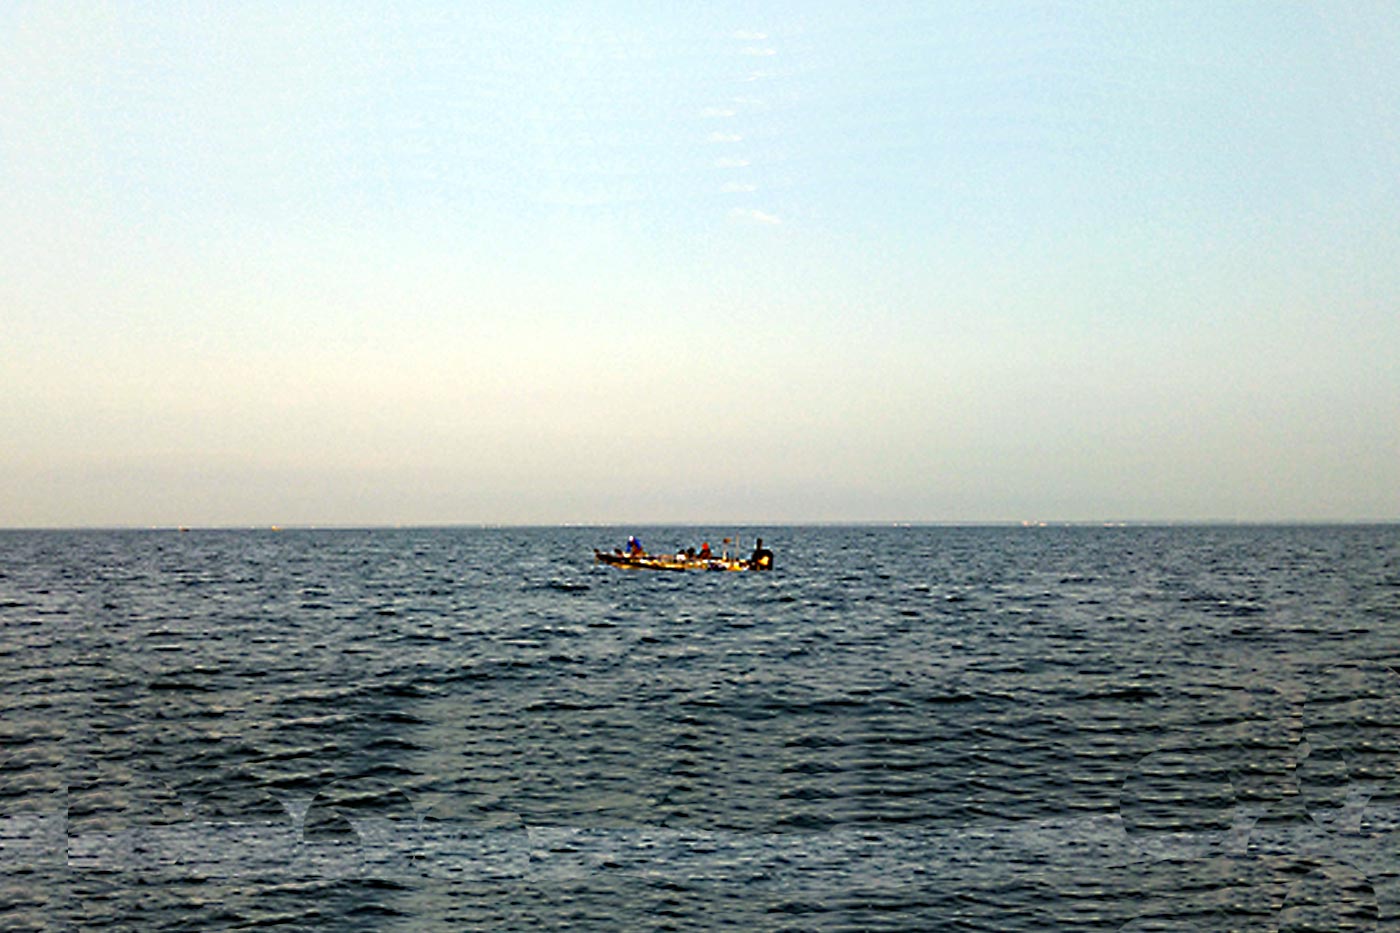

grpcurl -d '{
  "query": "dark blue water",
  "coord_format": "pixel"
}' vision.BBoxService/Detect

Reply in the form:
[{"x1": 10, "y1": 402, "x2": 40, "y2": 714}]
[{"x1": 2, "y1": 525, "x2": 1399, "y2": 930}]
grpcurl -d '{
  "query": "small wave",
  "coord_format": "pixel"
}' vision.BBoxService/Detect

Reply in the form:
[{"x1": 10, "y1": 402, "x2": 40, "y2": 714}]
[
  {"x1": 525, "y1": 580, "x2": 591, "y2": 594},
  {"x1": 1075, "y1": 686, "x2": 1158, "y2": 701},
  {"x1": 372, "y1": 680, "x2": 434, "y2": 699},
  {"x1": 147, "y1": 676, "x2": 217, "y2": 692},
  {"x1": 366, "y1": 736, "x2": 428, "y2": 753},
  {"x1": 524, "y1": 698, "x2": 608, "y2": 712},
  {"x1": 347, "y1": 902, "x2": 409, "y2": 919},
  {"x1": 773, "y1": 813, "x2": 839, "y2": 831},
  {"x1": 784, "y1": 735, "x2": 850, "y2": 749},
  {"x1": 921, "y1": 692, "x2": 979, "y2": 705}
]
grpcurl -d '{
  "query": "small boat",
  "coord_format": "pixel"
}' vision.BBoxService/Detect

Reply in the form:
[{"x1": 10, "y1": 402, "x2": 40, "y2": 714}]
[{"x1": 594, "y1": 546, "x2": 772, "y2": 572}]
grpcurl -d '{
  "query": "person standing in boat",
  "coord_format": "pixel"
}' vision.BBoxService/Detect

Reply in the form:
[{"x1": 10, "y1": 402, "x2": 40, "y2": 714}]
[
  {"x1": 626, "y1": 535, "x2": 644, "y2": 556},
  {"x1": 698, "y1": 541, "x2": 712, "y2": 559},
  {"x1": 749, "y1": 538, "x2": 773, "y2": 570}
]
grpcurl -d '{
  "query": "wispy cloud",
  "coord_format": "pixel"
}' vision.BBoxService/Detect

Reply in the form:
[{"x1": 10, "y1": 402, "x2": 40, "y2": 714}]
[
  {"x1": 721, "y1": 183, "x2": 759, "y2": 193},
  {"x1": 742, "y1": 47, "x2": 777, "y2": 57},
  {"x1": 714, "y1": 157, "x2": 751, "y2": 169},
  {"x1": 731, "y1": 208, "x2": 781, "y2": 225},
  {"x1": 707, "y1": 132, "x2": 743, "y2": 143},
  {"x1": 734, "y1": 30, "x2": 768, "y2": 41},
  {"x1": 701, "y1": 106, "x2": 737, "y2": 118}
]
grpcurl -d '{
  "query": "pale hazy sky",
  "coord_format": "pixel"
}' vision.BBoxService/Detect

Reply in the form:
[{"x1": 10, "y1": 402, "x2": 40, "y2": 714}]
[{"x1": 4, "y1": 2, "x2": 1398, "y2": 526}]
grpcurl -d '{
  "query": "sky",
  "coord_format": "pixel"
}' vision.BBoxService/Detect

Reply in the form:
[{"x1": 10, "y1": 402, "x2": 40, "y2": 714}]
[{"x1": 3, "y1": 2, "x2": 1398, "y2": 526}]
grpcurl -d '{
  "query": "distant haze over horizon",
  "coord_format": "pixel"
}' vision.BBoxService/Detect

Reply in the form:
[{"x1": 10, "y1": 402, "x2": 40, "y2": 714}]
[
  {"x1": 5, "y1": 520, "x2": 1399, "y2": 534},
  {"x1": 4, "y1": 3, "x2": 1398, "y2": 527}
]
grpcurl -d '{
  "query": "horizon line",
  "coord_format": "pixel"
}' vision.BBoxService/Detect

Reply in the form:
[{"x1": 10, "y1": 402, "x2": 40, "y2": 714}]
[{"x1": 3, "y1": 519, "x2": 1398, "y2": 532}]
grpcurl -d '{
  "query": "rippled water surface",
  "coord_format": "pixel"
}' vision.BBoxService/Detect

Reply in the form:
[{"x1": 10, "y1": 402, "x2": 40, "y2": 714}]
[{"x1": 3, "y1": 524, "x2": 1399, "y2": 930}]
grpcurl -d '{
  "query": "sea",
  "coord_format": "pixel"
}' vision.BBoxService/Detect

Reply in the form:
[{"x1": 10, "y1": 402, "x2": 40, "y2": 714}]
[{"x1": 2, "y1": 524, "x2": 1399, "y2": 931}]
